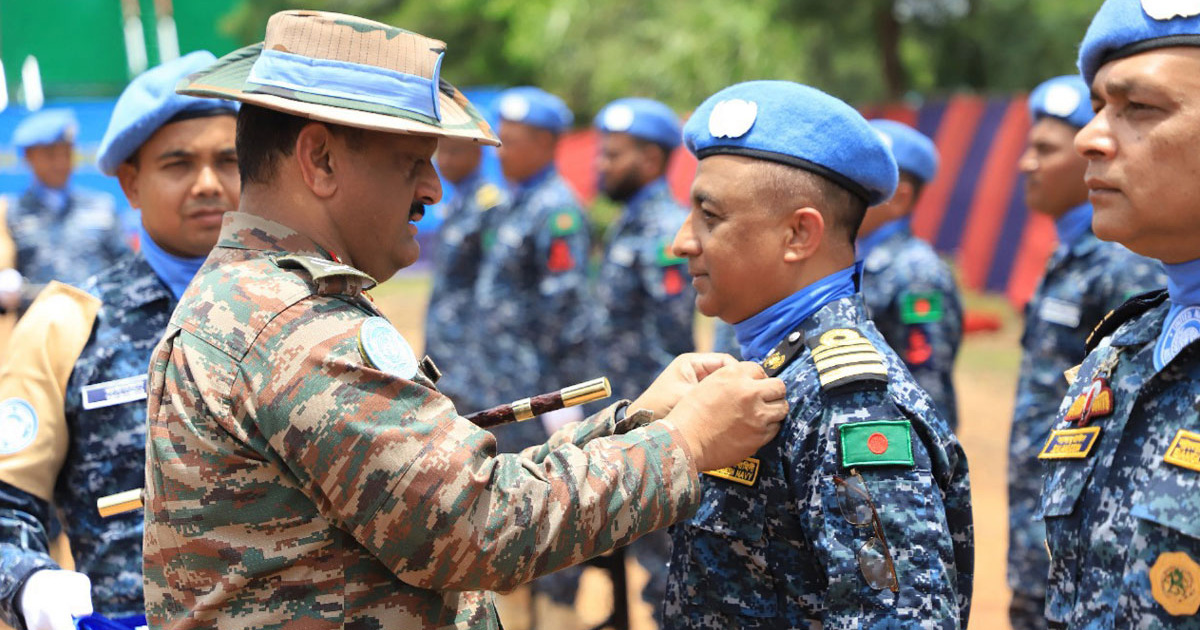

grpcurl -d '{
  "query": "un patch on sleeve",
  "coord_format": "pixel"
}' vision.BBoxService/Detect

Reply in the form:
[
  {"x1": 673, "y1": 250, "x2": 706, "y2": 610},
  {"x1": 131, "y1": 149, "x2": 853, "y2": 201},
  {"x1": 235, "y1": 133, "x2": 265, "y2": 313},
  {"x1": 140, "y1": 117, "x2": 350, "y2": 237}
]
[
  {"x1": 358, "y1": 317, "x2": 418, "y2": 380},
  {"x1": 0, "y1": 398, "x2": 38, "y2": 455}
]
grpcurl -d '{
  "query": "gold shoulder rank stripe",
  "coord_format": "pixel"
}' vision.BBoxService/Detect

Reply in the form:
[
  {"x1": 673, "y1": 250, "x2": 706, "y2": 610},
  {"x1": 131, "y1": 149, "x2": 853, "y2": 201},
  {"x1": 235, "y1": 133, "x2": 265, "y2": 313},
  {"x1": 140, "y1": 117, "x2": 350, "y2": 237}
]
[
  {"x1": 811, "y1": 328, "x2": 887, "y2": 390},
  {"x1": 1038, "y1": 426, "x2": 1101, "y2": 460},
  {"x1": 703, "y1": 457, "x2": 760, "y2": 487},
  {"x1": 1164, "y1": 429, "x2": 1200, "y2": 472}
]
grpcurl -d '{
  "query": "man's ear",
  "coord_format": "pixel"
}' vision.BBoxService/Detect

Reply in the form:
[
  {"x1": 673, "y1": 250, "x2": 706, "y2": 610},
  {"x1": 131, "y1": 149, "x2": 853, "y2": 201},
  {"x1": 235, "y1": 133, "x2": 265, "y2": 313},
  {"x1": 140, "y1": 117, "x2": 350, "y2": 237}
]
[
  {"x1": 115, "y1": 162, "x2": 141, "y2": 210},
  {"x1": 783, "y1": 206, "x2": 825, "y2": 263},
  {"x1": 295, "y1": 123, "x2": 337, "y2": 198}
]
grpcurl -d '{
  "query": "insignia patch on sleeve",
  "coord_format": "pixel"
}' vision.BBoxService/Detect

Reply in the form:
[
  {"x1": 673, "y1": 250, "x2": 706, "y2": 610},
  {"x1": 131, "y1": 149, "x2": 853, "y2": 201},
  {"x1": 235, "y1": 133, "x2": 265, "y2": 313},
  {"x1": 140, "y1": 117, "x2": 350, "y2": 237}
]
[
  {"x1": 1164, "y1": 429, "x2": 1200, "y2": 472},
  {"x1": 547, "y1": 238, "x2": 576, "y2": 272},
  {"x1": 899, "y1": 292, "x2": 943, "y2": 324},
  {"x1": 656, "y1": 242, "x2": 686, "y2": 267},
  {"x1": 1149, "y1": 551, "x2": 1200, "y2": 616},
  {"x1": 0, "y1": 398, "x2": 38, "y2": 455},
  {"x1": 549, "y1": 210, "x2": 582, "y2": 236},
  {"x1": 702, "y1": 456, "x2": 761, "y2": 486},
  {"x1": 358, "y1": 317, "x2": 418, "y2": 380},
  {"x1": 475, "y1": 183, "x2": 503, "y2": 210},
  {"x1": 809, "y1": 328, "x2": 888, "y2": 390},
  {"x1": 839, "y1": 420, "x2": 914, "y2": 468}
]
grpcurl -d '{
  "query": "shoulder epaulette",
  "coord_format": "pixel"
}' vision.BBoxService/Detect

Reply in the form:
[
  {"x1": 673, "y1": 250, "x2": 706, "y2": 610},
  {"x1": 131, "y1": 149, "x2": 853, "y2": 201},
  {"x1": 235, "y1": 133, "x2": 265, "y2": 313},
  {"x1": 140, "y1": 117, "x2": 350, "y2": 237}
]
[
  {"x1": 1085, "y1": 288, "x2": 1169, "y2": 354},
  {"x1": 758, "y1": 327, "x2": 807, "y2": 377},
  {"x1": 474, "y1": 183, "x2": 504, "y2": 211},
  {"x1": 806, "y1": 327, "x2": 888, "y2": 392},
  {"x1": 275, "y1": 254, "x2": 377, "y2": 297}
]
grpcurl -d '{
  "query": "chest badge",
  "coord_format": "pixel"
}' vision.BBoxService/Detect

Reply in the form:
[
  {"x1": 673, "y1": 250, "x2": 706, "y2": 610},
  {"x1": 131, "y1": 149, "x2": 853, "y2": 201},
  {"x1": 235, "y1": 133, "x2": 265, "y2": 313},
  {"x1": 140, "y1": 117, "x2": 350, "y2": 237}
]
[
  {"x1": 81, "y1": 374, "x2": 149, "y2": 410},
  {"x1": 1150, "y1": 551, "x2": 1200, "y2": 616},
  {"x1": 1038, "y1": 426, "x2": 1102, "y2": 460},
  {"x1": 1064, "y1": 377, "x2": 1115, "y2": 427},
  {"x1": 1164, "y1": 429, "x2": 1200, "y2": 473},
  {"x1": 358, "y1": 317, "x2": 418, "y2": 380},
  {"x1": 702, "y1": 457, "x2": 761, "y2": 487},
  {"x1": 762, "y1": 349, "x2": 786, "y2": 371}
]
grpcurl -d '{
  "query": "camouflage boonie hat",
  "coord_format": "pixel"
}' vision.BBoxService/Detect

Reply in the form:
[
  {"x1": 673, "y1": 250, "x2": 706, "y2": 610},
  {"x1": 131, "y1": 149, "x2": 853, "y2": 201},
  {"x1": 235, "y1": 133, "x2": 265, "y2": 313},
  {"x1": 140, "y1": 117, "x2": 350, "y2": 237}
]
[{"x1": 176, "y1": 10, "x2": 499, "y2": 146}]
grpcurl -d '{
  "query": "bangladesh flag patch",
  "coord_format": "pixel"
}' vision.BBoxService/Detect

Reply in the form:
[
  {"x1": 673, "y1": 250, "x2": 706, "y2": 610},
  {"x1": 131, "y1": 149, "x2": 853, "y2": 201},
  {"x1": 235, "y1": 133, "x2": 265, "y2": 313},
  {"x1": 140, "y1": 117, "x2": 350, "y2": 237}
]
[
  {"x1": 656, "y1": 242, "x2": 686, "y2": 267},
  {"x1": 839, "y1": 420, "x2": 914, "y2": 468},
  {"x1": 549, "y1": 210, "x2": 582, "y2": 236},
  {"x1": 900, "y1": 292, "x2": 943, "y2": 324}
]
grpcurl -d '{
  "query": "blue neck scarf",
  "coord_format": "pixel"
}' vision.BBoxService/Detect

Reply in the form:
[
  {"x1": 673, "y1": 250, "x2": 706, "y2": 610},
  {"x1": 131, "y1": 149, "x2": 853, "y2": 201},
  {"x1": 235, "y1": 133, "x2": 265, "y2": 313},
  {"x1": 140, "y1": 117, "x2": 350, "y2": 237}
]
[
  {"x1": 1055, "y1": 202, "x2": 1093, "y2": 248},
  {"x1": 138, "y1": 225, "x2": 207, "y2": 300},
  {"x1": 1154, "y1": 256, "x2": 1200, "y2": 370},
  {"x1": 856, "y1": 217, "x2": 909, "y2": 261},
  {"x1": 734, "y1": 263, "x2": 860, "y2": 362},
  {"x1": 30, "y1": 181, "x2": 69, "y2": 214}
]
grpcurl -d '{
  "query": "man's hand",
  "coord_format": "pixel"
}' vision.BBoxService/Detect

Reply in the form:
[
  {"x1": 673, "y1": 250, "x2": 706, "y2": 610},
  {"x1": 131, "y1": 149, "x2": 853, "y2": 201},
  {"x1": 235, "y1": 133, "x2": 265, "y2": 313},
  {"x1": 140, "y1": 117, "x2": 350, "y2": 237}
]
[
  {"x1": 631, "y1": 352, "x2": 738, "y2": 420},
  {"x1": 661, "y1": 361, "x2": 788, "y2": 471},
  {"x1": 19, "y1": 569, "x2": 93, "y2": 630}
]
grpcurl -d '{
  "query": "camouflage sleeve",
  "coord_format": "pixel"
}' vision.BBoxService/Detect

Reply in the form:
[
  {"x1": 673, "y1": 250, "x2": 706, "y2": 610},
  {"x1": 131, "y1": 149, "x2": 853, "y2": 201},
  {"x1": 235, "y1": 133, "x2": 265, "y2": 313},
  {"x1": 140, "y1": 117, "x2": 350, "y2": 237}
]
[
  {"x1": 245, "y1": 301, "x2": 700, "y2": 592},
  {"x1": 890, "y1": 279, "x2": 963, "y2": 430},
  {"x1": 0, "y1": 480, "x2": 59, "y2": 630},
  {"x1": 533, "y1": 206, "x2": 593, "y2": 389},
  {"x1": 637, "y1": 238, "x2": 695, "y2": 361},
  {"x1": 1100, "y1": 252, "x2": 1167, "y2": 314}
]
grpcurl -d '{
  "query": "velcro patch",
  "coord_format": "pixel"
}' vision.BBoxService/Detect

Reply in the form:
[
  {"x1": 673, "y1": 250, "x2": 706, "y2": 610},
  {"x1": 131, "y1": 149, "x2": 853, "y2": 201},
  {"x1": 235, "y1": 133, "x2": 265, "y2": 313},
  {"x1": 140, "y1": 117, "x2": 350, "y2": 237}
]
[
  {"x1": 0, "y1": 398, "x2": 38, "y2": 455},
  {"x1": 702, "y1": 457, "x2": 760, "y2": 486},
  {"x1": 839, "y1": 420, "x2": 914, "y2": 468},
  {"x1": 1164, "y1": 429, "x2": 1200, "y2": 472},
  {"x1": 809, "y1": 328, "x2": 888, "y2": 390},
  {"x1": 1038, "y1": 426, "x2": 1102, "y2": 460},
  {"x1": 81, "y1": 374, "x2": 148, "y2": 410},
  {"x1": 900, "y1": 292, "x2": 943, "y2": 324},
  {"x1": 549, "y1": 210, "x2": 582, "y2": 236}
]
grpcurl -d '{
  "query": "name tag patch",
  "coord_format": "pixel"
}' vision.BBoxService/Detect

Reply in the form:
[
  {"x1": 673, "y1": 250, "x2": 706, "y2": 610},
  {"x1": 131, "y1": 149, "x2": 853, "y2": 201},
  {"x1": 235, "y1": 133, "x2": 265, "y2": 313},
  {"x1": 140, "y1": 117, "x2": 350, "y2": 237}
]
[
  {"x1": 703, "y1": 457, "x2": 760, "y2": 487},
  {"x1": 1039, "y1": 297, "x2": 1082, "y2": 328},
  {"x1": 1038, "y1": 426, "x2": 1101, "y2": 459},
  {"x1": 81, "y1": 374, "x2": 148, "y2": 410},
  {"x1": 1164, "y1": 429, "x2": 1200, "y2": 472}
]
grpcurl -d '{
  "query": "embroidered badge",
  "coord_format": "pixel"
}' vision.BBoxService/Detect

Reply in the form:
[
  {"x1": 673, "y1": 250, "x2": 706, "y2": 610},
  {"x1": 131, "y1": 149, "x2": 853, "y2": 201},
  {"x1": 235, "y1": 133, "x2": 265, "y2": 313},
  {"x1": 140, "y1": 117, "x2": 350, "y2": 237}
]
[
  {"x1": 1164, "y1": 429, "x2": 1200, "y2": 472},
  {"x1": 661, "y1": 267, "x2": 684, "y2": 296},
  {"x1": 81, "y1": 374, "x2": 149, "y2": 410},
  {"x1": 900, "y1": 292, "x2": 943, "y2": 324},
  {"x1": 708, "y1": 99, "x2": 758, "y2": 139},
  {"x1": 0, "y1": 398, "x2": 38, "y2": 455},
  {"x1": 703, "y1": 456, "x2": 760, "y2": 486},
  {"x1": 549, "y1": 210, "x2": 582, "y2": 236},
  {"x1": 656, "y1": 243, "x2": 686, "y2": 267},
  {"x1": 762, "y1": 349, "x2": 786, "y2": 371},
  {"x1": 1149, "y1": 551, "x2": 1200, "y2": 616},
  {"x1": 1043, "y1": 83, "x2": 1083, "y2": 118},
  {"x1": 1039, "y1": 297, "x2": 1083, "y2": 328},
  {"x1": 1063, "y1": 378, "x2": 1114, "y2": 426},
  {"x1": 358, "y1": 317, "x2": 418, "y2": 380},
  {"x1": 475, "y1": 183, "x2": 503, "y2": 210},
  {"x1": 547, "y1": 239, "x2": 575, "y2": 272},
  {"x1": 839, "y1": 420, "x2": 915, "y2": 468},
  {"x1": 1142, "y1": 0, "x2": 1200, "y2": 21},
  {"x1": 1038, "y1": 426, "x2": 1102, "y2": 460},
  {"x1": 809, "y1": 328, "x2": 888, "y2": 390},
  {"x1": 602, "y1": 104, "x2": 635, "y2": 132},
  {"x1": 905, "y1": 327, "x2": 933, "y2": 366},
  {"x1": 1157, "y1": 305, "x2": 1200, "y2": 369}
]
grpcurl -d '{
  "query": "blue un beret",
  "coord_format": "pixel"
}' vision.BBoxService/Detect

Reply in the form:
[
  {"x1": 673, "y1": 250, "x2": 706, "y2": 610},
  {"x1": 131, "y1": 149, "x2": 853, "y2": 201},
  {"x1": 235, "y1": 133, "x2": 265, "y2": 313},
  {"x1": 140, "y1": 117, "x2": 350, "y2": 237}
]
[
  {"x1": 1079, "y1": 0, "x2": 1200, "y2": 87},
  {"x1": 868, "y1": 119, "x2": 938, "y2": 185},
  {"x1": 12, "y1": 109, "x2": 78, "y2": 150},
  {"x1": 594, "y1": 98, "x2": 682, "y2": 149},
  {"x1": 684, "y1": 80, "x2": 897, "y2": 206},
  {"x1": 497, "y1": 86, "x2": 573, "y2": 134},
  {"x1": 97, "y1": 50, "x2": 238, "y2": 176},
  {"x1": 1028, "y1": 75, "x2": 1095, "y2": 129}
]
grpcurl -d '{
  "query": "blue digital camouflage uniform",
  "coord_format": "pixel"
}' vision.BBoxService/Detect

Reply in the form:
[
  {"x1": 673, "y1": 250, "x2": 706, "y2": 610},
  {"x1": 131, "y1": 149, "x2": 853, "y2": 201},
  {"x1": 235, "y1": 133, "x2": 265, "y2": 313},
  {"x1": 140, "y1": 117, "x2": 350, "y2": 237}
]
[
  {"x1": 861, "y1": 221, "x2": 963, "y2": 429},
  {"x1": 474, "y1": 167, "x2": 592, "y2": 452},
  {"x1": 0, "y1": 252, "x2": 172, "y2": 625},
  {"x1": 1038, "y1": 289, "x2": 1200, "y2": 627},
  {"x1": 1007, "y1": 227, "x2": 1163, "y2": 621},
  {"x1": 711, "y1": 320, "x2": 740, "y2": 359},
  {"x1": 5, "y1": 185, "x2": 126, "y2": 288},
  {"x1": 665, "y1": 295, "x2": 974, "y2": 629},
  {"x1": 424, "y1": 170, "x2": 507, "y2": 412}
]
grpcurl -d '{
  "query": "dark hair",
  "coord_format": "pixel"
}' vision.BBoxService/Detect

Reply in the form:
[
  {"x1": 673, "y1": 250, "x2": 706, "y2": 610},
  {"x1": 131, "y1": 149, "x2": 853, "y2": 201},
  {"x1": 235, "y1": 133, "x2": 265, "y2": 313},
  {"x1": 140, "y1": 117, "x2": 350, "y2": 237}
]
[
  {"x1": 758, "y1": 161, "x2": 867, "y2": 245},
  {"x1": 236, "y1": 104, "x2": 364, "y2": 185}
]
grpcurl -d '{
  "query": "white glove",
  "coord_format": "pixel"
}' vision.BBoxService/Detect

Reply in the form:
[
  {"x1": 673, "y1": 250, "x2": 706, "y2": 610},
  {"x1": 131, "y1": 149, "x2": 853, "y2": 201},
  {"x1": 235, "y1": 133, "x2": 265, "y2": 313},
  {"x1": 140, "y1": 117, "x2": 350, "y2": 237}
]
[{"x1": 19, "y1": 569, "x2": 93, "y2": 630}]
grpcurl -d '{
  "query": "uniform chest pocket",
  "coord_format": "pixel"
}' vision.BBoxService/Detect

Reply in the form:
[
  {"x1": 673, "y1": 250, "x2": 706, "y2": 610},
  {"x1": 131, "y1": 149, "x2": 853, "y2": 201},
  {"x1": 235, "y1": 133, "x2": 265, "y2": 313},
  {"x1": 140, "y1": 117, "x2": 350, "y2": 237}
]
[
  {"x1": 1130, "y1": 442, "x2": 1200, "y2": 541},
  {"x1": 680, "y1": 467, "x2": 778, "y2": 618},
  {"x1": 1037, "y1": 453, "x2": 1103, "y2": 520}
]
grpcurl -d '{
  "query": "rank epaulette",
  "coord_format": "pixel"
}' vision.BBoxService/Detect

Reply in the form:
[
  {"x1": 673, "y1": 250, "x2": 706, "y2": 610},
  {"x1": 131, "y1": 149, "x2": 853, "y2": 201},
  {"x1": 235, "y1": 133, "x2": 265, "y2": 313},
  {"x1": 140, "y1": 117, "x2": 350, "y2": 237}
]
[
  {"x1": 806, "y1": 327, "x2": 888, "y2": 391},
  {"x1": 1085, "y1": 288, "x2": 1168, "y2": 354},
  {"x1": 758, "y1": 327, "x2": 807, "y2": 377},
  {"x1": 276, "y1": 254, "x2": 377, "y2": 297}
]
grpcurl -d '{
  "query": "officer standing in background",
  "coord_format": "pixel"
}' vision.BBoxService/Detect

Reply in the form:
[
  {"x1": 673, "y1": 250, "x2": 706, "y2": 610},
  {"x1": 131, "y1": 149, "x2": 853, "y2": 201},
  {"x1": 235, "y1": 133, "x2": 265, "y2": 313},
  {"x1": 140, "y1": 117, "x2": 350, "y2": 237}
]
[
  {"x1": 1037, "y1": 2, "x2": 1200, "y2": 626},
  {"x1": 2, "y1": 110, "x2": 126, "y2": 309},
  {"x1": 665, "y1": 81, "x2": 973, "y2": 629},
  {"x1": 142, "y1": 11, "x2": 786, "y2": 627},
  {"x1": 0, "y1": 51, "x2": 238, "y2": 630},
  {"x1": 424, "y1": 138, "x2": 507, "y2": 413},
  {"x1": 1006, "y1": 73, "x2": 1164, "y2": 629},
  {"x1": 476, "y1": 86, "x2": 592, "y2": 453}
]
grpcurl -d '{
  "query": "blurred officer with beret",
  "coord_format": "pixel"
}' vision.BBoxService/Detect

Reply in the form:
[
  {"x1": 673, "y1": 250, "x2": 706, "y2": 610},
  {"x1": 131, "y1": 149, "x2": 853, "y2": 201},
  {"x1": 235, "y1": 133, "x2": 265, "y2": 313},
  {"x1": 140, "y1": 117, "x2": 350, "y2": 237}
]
[
  {"x1": 142, "y1": 11, "x2": 786, "y2": 627},
  {"x1": 664, "y1": 80, "x2": 973, "y2": 628},
  {"x1": 858, "y1": 119, "x2": 963, "y2": 430},
  {"x1": 0, "y1": 51, "x2": 239, "y2": 630},
  {"x1": 1006, "y1": 72, "x2": 1164, "y2": 630},
  {"x1": 1036, "y1": 1, "x2": 1200, "y2": 626},
  {"x1": 1, "y1": 109, "x2": 126, "y2": 311}
]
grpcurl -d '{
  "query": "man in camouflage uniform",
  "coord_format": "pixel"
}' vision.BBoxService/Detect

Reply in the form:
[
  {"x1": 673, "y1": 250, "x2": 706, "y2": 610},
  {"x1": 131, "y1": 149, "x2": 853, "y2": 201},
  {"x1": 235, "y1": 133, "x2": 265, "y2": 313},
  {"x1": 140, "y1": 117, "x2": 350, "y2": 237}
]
[
  {"x1": 0, "y1": 52, "x2": 238, "y2": 630},
  {"x1": 142, "y1": 12, "x2": 788, "y2": 628},
  {"x1": 424, "y1": 138, "x2": 506, "y2": 412},
  {"x1": 1006, "y1": 73, "x2": 1165, "y2": 629},
  {"x1": 476, "y1": 86, "x2": 592, "y2": 454},
  {"x1": 858, "y1": 119, "x2": 963, "y2": 429},
  {"x1": 1036, "y1": 2, "x2": 1200, "y2": 626},
  {"x1": 664, "y1": 81, "x2": 973, "y2": 628},
  {"x1": 1, "y1": 109, "x2": 126, "y2": 310}
]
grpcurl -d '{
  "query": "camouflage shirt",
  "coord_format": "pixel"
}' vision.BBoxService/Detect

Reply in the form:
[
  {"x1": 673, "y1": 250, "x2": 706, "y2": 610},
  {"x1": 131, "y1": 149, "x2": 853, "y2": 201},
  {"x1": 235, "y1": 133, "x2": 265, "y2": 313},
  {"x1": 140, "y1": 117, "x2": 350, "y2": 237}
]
[
  {"x1": 6, "y1": 186, "x2": 127, "y2": 287},
  {"x1": 1008, "y1": 231, "x2": 1164, "y2": 605},
  {"x1": 0, "y1": 252, "x2": 172, "y2": 626},
  {"x1": 591, "y1": 178, "x2": 693, "y2": 406},
  {"x1": 861, "y1": 223, "x2": 963, "y2": 429},
  {"x1": 142, "y1": 212, "x2": 700, "y2": 628},
  {"x1": 665, "y1": 295, "x2": 974, "y2": 629},
  {"x1": 424, "y1": 171, "x2": 507, "y2": 412},
  {"x1": 1038, "y1": 292, "x2": 1200, "y2": 627}
]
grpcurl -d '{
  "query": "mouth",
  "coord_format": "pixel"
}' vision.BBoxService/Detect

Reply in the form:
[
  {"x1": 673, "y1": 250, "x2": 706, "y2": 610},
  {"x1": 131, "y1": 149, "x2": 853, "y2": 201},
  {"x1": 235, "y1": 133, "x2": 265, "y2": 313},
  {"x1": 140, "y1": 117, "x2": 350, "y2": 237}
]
[
  {"x1": 409, "y1": 203, "x2": 426, "y2": 223},
  {"x1": 1085, "y1": 177, "x2": 1119, "y2": 194},
  {"x1": 186, "y1": 206, "x2": 229, "y2": 224}
]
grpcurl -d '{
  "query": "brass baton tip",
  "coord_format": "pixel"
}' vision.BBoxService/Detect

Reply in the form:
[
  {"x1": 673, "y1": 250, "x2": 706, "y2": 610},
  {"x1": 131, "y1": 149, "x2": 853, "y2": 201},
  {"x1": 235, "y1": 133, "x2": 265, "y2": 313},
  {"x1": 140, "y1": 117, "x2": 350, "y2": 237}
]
[{"x1": 97, "y1": 488, "x2": 144, "y2": 518}]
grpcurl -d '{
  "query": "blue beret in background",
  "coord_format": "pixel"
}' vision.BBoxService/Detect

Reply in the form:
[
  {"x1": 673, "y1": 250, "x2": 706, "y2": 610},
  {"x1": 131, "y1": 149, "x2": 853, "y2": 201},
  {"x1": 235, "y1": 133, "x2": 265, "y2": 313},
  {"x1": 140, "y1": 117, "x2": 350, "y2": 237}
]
[
  {"x1": 12, "y1": 109, "x2": 78, "y2": 149},
  {"x1": 1028, "y1": 75, "x2": 1095, "y2": 129},
  {"x1": 497, "y1": 86, "x2": 573, "y2": 134},
  {"x1": 868, "y1": 119, "x2": 939, "y2": 185},
  {"x1": 593, "y1": 97, "x2": 682, "y2": 149}
]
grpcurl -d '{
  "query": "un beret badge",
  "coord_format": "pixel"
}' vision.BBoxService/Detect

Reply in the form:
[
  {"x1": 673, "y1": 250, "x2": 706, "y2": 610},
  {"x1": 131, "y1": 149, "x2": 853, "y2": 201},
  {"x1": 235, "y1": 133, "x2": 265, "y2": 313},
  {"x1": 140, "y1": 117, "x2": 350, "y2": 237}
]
[
  {"x1": 1142, "y1": 0, "x2": 1200, "y2": 20},
  {"x1": 708, "y1": 99, "x2": 757, "y2": 139},
  {"x1": 1044, "y1": 84, "x2": 1083, "y2": 118},
  {"x1": 499, "y1": 94, "x2": 531, "y2": 122},
  {"x1": 602, "y1": 104, "x2": 635, "y2": 132}
]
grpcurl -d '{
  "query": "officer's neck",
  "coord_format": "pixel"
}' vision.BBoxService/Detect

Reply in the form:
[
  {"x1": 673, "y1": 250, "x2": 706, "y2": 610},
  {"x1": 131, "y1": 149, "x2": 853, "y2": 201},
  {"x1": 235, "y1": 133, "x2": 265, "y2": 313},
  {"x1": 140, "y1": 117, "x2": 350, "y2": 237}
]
[{"x1": 240, "y1": 179, "x2": 354, "y2": 269}]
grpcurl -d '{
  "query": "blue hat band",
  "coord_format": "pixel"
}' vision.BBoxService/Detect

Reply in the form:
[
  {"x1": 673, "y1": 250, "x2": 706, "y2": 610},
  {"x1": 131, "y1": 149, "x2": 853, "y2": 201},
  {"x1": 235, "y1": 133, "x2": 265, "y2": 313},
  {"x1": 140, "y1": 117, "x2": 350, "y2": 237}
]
[
  {"x1": 246, "y1": 48, "x2": 443, "y2": 122},
  {"x1": 1098, "y1": 33, "x2": 1200, "y2": 74},
  {"x1": 696, "y1": 145, "x2": 872, "y2": 205}
]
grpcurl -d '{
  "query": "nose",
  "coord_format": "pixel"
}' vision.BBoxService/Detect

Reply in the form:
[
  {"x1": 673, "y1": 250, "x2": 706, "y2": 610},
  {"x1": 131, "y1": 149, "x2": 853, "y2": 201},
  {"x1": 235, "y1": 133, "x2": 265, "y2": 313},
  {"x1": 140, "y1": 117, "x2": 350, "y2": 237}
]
[
  {"x1": 671, "y1": 213, "x2": 699, "y2": 259},
  {"x1": 1017, "y1": 145, "x2": 1037, "y2": 174},
  {"x1": 1075, "y1": 112, "x2": 1113, "y2": 161},
  {"x1": 416, "y1": 160, "x2": 443, "y2": 205},
  {"x1": 192, "y1": 164, "x2": 221, "y2": 197}
]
